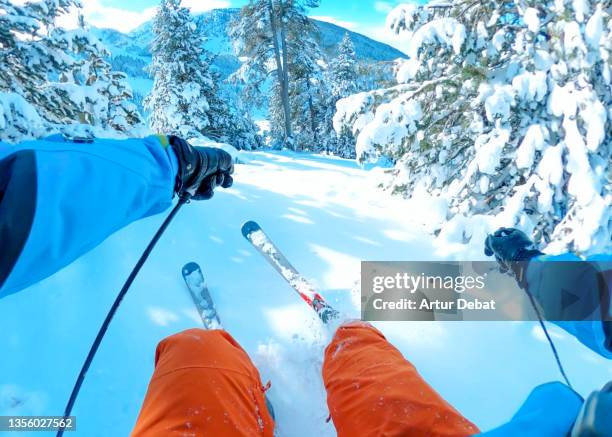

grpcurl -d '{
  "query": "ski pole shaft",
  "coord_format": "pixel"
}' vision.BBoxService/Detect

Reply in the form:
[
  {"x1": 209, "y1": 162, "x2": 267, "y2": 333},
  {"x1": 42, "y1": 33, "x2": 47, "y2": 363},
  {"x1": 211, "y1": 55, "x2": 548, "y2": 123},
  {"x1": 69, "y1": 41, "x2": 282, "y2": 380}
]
[{"x1": 57, "y1": 196, "x2": 189, "y2": 437}]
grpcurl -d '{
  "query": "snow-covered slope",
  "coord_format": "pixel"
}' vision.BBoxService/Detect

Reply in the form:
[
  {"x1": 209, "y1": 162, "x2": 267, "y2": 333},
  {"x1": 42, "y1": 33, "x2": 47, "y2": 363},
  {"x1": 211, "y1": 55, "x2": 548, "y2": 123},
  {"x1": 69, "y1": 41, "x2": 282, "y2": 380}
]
[{"x1": 0, "y1": 151, "x2": 610, "y2": 436}]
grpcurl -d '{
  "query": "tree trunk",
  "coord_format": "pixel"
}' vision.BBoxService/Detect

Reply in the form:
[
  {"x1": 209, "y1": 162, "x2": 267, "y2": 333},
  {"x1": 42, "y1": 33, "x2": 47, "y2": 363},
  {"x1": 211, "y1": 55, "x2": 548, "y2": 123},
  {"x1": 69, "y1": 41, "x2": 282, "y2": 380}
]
[
  {"x1": 306, "y1": 76, "x2": 318, "y2": 147},
  {"x1": 278, "y1": 0, "x2": 293, "y2": 145},
  {"x1": 267, "y1": 0, "x2": 292, "y2": 145}
]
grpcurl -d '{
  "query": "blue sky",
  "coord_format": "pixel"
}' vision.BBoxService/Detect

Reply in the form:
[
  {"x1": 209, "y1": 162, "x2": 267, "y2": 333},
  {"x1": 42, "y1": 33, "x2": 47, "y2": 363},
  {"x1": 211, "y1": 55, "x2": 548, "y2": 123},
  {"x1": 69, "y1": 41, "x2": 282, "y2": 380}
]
[{"x1": 77, "y1": 0, "x2": 426, "y2": 51}]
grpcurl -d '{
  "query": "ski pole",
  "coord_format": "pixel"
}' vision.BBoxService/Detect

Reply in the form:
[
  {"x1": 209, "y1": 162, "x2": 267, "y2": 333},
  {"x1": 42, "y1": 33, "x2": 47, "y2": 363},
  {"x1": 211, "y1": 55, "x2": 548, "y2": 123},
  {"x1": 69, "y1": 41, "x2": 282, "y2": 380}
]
[{"x1": 57, "y1": 195, "x2": 189, "y2": 437}]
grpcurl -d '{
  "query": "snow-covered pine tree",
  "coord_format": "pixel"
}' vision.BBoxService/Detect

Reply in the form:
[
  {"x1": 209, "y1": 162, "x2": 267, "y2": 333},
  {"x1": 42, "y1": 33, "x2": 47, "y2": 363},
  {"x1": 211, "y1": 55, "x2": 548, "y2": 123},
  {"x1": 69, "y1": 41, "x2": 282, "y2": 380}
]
[
  {"x1": 330, "y1": 33, "x2": 358, "y2": 99},
  {"x1": 83, "y1": 54, "x2": 142, "y2": 132},
  {"x1": 319, "y1": 33, "x2": 359, "y2": 158},
  {"x1": 1, "y1": 0, "x2": 70, "y2": 121},
  {"x1": 145, "y1": 0, "x2": 215, "y2": 138},
  {"x1": 268, "y1": 80, "x2": 287, "y2": 145},
  {"x1": 1, "y1": 0, "x2": 79, "y2": 140},
  {"x1": 232, "y1": 0, "x2": 291, "y2": 146},
  {"x1": 0, "y1": 1, "x2": 143, "y2": 141},
  {"x1": 146, "y1": 1, "x2": 259, "y2": 148},
  {"x1": 334, "y1": 1, "x2": 611, "y2": 254},
  {"x1": 355, "y1": 60, "x2": 396, "y2": 92},
  {"x1": 289, "y1": 63, "x2": 324, "y2": 151},
  {"x1": 207, "y1": 71, "x2": 263, "y2": 150},
  {"x1": 231, "y1": 0, "x2": 321, "y2": 148},
  {"x1": 70, "y1": 14, "x2": 143, "y2": 133},
  {"x1": 285, "y1": 6, "x2": 326, "y2": 151}
]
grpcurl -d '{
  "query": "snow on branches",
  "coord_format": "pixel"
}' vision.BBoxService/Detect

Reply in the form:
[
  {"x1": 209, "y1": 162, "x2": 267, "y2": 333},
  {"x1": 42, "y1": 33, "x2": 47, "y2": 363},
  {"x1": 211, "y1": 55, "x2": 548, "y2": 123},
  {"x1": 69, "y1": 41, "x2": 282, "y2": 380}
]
[
  {"x1": 146, "y1": 0, "x2": 260, "y2": 149},
  {"x1": 231, "y1": 0, "x2": 324, "y2": 150},
  {"x1": 0, "y1": 0, "x2": 143, "y2": 142},
  {"x1": 335, "y1": 0, "x2": 611, "y2": 254},
  {"x1": 145, "y1": 0, "x2": 215, "y2": 139}
]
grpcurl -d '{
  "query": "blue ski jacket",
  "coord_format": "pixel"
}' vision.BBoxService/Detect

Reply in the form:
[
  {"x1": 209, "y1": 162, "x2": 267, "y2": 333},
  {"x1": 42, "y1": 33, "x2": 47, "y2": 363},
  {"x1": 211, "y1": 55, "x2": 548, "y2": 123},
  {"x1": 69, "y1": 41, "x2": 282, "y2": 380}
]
[
  {"x1": 481, "y1": 381, "x2": 583, "y2": 436},
  {"x1": 479, "y1": 253, "x2": 611, "y2": 435},
  {"x1": 525, "y1": 253, "x2": 612, "y2": 359},
  {"x1": 0, "y1": 134, "x2": 178, "y2": 297}
]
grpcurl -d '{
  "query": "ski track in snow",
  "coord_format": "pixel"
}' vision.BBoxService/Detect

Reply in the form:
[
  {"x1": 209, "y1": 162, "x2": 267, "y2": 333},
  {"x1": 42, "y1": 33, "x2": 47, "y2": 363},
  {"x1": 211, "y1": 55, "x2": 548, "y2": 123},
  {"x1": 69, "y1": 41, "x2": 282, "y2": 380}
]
[{"x1": 0, "y1": 151, "x2": 610, "y2": 436}]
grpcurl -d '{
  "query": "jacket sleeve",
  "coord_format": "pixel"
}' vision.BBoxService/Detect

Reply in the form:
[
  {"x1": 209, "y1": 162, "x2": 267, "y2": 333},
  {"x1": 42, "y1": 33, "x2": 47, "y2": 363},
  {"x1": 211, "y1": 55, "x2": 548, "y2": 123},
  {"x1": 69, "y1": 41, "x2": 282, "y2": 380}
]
[
  {"x1": 524, "y1": 253, "x2": 612, "y2": 359},
  {"x1": 0, "y1": 135, "x2": 178, "y2": 298},
  {"x1": 480, "y1": 382, "x2": 582, "y2": 436}
]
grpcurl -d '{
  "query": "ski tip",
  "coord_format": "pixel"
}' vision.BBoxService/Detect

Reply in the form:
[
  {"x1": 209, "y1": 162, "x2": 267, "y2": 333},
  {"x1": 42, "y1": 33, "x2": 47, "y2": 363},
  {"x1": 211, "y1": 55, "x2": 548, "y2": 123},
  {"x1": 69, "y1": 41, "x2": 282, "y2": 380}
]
[
  {"x1": 241, "y1": 220, "x2": 261, "y2": 238},
  {"x1": 182, "y1": 262, "x2": 201, "y2": 277}
]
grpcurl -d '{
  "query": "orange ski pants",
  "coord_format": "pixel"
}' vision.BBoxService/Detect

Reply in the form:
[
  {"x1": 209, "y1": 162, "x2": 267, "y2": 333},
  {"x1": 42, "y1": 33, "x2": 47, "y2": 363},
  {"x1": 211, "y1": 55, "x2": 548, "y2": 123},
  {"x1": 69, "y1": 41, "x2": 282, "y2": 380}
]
[{"x1": 132, "y1": 322, "x2": 479, "y2": 436}]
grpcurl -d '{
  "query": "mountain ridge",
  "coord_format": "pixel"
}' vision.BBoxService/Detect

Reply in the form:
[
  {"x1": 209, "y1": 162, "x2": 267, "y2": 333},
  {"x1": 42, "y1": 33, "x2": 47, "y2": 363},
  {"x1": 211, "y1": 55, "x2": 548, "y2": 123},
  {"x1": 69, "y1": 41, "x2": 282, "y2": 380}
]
[
  {"x1": 94, "y1": 7, "x2": 406, "y2": 81},
  {"x1": 92, "y1": 8, "x2": 406, "y2": 114},
  {"x1": 128, "y1": 8, "x2": 407, "y2": 61}
]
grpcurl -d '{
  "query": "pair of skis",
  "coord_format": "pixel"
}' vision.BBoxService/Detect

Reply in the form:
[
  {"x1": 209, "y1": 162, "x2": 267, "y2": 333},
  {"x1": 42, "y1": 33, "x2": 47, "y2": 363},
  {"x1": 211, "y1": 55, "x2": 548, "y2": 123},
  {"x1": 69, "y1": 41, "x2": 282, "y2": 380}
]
[{"x1": 181, "y1": 221, "x2": 339, "y2": 329}]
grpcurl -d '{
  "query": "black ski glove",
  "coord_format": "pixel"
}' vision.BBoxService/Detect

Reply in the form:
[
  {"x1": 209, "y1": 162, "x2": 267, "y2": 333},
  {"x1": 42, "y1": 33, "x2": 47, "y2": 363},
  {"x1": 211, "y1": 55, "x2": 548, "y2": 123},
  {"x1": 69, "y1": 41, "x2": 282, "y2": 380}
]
[
  {"x1": 484, "y1": 227, "x2": 543, "y2": 286},
  {"x1": 169, "y1": 135, "x2": 234, "y2": 200}
]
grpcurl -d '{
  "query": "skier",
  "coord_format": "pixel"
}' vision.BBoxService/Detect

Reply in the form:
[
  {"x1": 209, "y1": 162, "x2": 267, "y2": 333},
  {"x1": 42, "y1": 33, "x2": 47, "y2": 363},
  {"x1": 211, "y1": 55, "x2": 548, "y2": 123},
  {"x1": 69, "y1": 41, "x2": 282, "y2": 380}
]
[{"x1": 0, "y1": 136, "x2": 610, "y2": 436}]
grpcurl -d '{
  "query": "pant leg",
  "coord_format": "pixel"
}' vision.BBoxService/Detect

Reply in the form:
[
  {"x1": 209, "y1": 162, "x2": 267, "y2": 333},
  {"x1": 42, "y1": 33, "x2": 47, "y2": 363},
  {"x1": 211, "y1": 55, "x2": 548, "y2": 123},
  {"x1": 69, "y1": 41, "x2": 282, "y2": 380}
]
[
  {"x1": 322, "y1": 321, "x2": 479, "y2": 437},
  {"x1": 132, "y1": 328, "x2": 274, "y2": 437}
]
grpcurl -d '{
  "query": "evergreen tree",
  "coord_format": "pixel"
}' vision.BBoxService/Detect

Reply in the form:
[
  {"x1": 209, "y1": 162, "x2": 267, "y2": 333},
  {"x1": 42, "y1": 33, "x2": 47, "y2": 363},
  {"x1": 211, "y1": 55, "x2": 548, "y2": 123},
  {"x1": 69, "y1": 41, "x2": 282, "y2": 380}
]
[
  {"x1": 330, "y1": 33, "x2": 358, "y2": 99},
  {"x1": 231, "y1": 0, "x2": 321, "y2": 148},
  {"x1": 334, "y1": 1, "x2": 612, "y2": 254},
  {"x1": 268, "y1": 80, "x2": 287, "y2": 146},
  {"x1": 73, "y1": 22, "x2": 143, "y2": 133},
  {"x1": 289, "y1": 61, "x2": 324, "y2": 151},
  {"x1": 1, "y1": 0, "x2": 77, "y2": 135},
  {"x1": 319, "y1": 33, "x2": 359, "y2": 158},
  {"x1": 0, "y1": 1, "x2": 142, "y2": 141},
  {"x1": 207, "y1": 70, "x2": 263, "y2": 150},
  {"x1": 146, "y1": 0, "x2": 260, "y2": 148},
  {"x1": 286, "y1": 13, "x2": 326, "y2": 151},
  {"x1": 145, "y1": 0, "x2": 215, "y2": 138}
]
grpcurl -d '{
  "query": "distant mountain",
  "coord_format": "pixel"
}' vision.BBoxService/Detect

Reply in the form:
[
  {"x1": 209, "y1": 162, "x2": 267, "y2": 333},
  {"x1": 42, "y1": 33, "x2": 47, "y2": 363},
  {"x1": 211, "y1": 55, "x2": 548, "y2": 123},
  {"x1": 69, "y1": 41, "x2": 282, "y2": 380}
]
[
  {"x1": 94, "y1": 8, "x2": 405, "y2": 83},
  {"x1": 312, "y1": 19, "x2": 405, "y2": 62}
]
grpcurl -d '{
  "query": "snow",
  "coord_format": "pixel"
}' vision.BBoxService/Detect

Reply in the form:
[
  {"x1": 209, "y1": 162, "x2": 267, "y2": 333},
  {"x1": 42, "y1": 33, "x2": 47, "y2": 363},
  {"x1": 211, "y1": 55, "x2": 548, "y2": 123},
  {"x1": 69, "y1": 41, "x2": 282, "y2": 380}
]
[
  {"x1": 332, "y1": 92, "x2": 371, "y2": 134},
  {"x1": 564, "y1": 21, "x2": 586, "y2": 54},
  {"x1": 523, "y1": 8, "x2": 540, "y2": 33},
  {"x1": 572, "y1": 193, "x2": 609, "y2": 251},
  {"x1": 386, "y1": 4, "x2": 419, "y2": 34},
  {"x1": 491, "y1": 29, "x2": 506, "y2": 53},
  {"x1": 0, "y1": 92, "x2": 47, "y2": 141},
  {"x1": 396, "y1": 59, "x2": 420, "y2": 83},
  {"x1": 347, "y1": 94, "x2": 422, "y2": 161},
  {"x1": 554, "y1": 0, "x2": 566, "y2": 14},
  {"x1": 407, "y1": 18, "x2": 466, "y2": 59},
  {"x1": 484, "y1": 85, "x2": 514, "y2": 122},
  {"x1": 512, "y1": 71, "x2": 547, "y2": 103},
  {"x1": 534, "y1": 50, "x2": 553, "y2": 71},
  {"x1": 548, "y1": 83, "x2": 576, "y2": 118},
  {"x1": 585, "y1": 6, "x2": 603, "y2": 48},
  {"x1": 573, "y1": 0, "x2": 590, "y2": 23},
  {"x1": 404, "y1": 181, "x2": 449, "y2": 232},
  {"x1": 537, "y1": 145, "x2": 564, "y2": 186},
  {"x1": 475, "y1": 128, "x2": 510, "y2": 174},
  {"x1": 1, "y1": 150, "x2": 610, "y2": 436},
  {"x1": 517, "y1": 124, "x2": 548, "y2": 169},
  {"x1": 580, "y1": 98, "x2": 606, "y2": 152}
]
